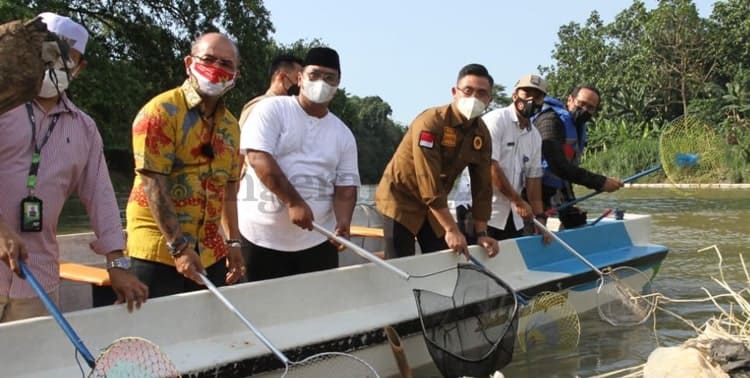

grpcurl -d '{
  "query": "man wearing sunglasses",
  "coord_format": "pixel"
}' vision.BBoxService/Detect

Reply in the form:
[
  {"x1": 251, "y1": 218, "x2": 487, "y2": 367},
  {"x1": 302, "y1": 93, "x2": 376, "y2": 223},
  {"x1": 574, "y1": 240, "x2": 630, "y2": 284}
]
[
  {"x1": 375, "y1": 64, "x2": 499, "y2": 260},
  {"x1": 126, "y1": 32, "x2": 245, "y2": 297},
  {"x1": 534, "y1": 85, "x2": 623, "y2": 228},
  {"x1": 239, "y1": 47, "x2": 360, "y2": 281}
]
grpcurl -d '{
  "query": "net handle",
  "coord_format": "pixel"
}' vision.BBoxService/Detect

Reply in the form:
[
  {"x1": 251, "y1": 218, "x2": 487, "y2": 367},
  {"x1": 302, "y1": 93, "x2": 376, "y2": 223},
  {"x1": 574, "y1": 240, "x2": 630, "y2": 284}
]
[
  {"x1": 548, "y1": 165, "x2": 663, "y2": 215},
  {"x1": 532, "y1": 219, "x2": 604, "y2": 276},
  {"x1": 199, "y1": 273, "x2": 290, "y2": 365},
  {"x1": 312, "y1": 222, "x2": 411, "y2": 280},
  {"x1": 18, "y1": 260, "x2": 96, "y2": 367}
]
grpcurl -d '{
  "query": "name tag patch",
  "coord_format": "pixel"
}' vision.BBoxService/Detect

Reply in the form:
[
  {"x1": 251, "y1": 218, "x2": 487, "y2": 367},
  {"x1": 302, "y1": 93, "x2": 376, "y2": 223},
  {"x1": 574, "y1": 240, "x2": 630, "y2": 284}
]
[
  {"x1": 441, "y1": 127, "x2": 457, "y2": 147},
  {"x1": 419, "y1": 131, "x2": 435, "y2": 149}
]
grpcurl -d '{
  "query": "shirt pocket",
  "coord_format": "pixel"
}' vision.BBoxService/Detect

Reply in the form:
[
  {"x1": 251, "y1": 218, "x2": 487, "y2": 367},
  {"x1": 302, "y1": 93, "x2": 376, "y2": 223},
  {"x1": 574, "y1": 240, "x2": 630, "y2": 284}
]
[{"x1": 461, "y1": 130, "x2": 486, "y2": 165}]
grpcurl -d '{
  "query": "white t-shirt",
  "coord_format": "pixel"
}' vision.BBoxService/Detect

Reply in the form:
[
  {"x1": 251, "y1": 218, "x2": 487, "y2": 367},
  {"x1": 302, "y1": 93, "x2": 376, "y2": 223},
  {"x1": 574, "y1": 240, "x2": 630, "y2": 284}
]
[
  {"x1": 481, "y1": 105, "x2": 543, "y2": 230},
  {"x1": 238, "y1": 96, "x2": 360, "y2": 251},
  {"x1": 449, "y1": 167, "x2": 472, "y2": 208}
]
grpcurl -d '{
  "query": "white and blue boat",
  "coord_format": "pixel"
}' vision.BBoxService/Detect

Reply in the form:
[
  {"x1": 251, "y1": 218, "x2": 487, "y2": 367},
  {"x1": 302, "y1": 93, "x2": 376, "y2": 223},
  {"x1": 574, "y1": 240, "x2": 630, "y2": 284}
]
[{"x1": 0, "y1": 213, "x2": 667, "y2": 377}]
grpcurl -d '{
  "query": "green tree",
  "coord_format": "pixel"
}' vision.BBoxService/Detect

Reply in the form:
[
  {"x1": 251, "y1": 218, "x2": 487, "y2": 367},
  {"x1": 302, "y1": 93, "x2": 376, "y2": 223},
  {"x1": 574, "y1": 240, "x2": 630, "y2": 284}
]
[
  {"x1": 540, "y1": 11, "x2": 609, "y2": 100},
  {"x1": 490, "y1": 83, "x2": 511, "y2": 109},
  {"x1": 0, "y1": 0, "x2": 274, "y2": 150},
  {"x1": 644, "y1": 0, "x2": 715, "y2": 117},
  {"x1": 329, "y1": 93, "x2": 405, "y2": 184},
  {"x1": 707, "y1": 0, "x2": 750, "y2": 83}
]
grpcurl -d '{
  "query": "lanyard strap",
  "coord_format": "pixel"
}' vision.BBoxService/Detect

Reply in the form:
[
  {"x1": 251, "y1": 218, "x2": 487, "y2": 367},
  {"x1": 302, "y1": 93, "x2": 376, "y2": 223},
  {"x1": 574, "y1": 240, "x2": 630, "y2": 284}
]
[{"x1": 25, "y1": 103, "x2": 60, "y2": 192}]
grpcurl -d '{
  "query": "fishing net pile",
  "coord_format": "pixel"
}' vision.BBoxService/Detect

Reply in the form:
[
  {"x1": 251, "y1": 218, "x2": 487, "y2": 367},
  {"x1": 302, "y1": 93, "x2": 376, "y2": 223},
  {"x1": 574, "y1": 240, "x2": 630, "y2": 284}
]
[{"x1": 592, "y1": 245, "x2": 750, "y2": 378}]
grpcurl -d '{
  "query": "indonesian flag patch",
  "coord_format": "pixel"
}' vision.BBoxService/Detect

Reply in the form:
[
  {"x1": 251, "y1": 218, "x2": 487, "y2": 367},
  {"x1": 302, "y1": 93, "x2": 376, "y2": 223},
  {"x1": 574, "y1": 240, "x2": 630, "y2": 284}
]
[{"x1": 419, "y1": 131, "x2": 435, "y2": 149}]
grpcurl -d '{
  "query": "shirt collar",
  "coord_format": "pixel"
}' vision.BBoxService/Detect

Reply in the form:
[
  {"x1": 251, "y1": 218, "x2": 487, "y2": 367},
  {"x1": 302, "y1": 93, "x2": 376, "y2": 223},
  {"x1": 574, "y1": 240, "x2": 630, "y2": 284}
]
[
  {"x1": 180, "y1": 79, "x2": 229, "y2": 119},
  {"x1": 31, "y1": 93, "x2": 77, "y2": 118},
  {"x1": 181, "y1": 79, "x2": 204, "y2": 109},
  {"x1": 505, "y1": 104, "x2": 519, "y2": 123}
]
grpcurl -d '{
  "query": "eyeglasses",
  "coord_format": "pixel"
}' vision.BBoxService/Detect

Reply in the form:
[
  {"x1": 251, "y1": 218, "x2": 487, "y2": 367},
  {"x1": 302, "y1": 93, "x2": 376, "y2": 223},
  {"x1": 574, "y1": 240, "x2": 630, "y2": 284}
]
[
  {"x1": 456, "y1": 86, "x2": 491, "y2": 100},
  {"x1": 516, "y1": 94, "x2": 544, "y2": 104},
  {"x1": 305, "y1": 70, "x2": 339, "y2": 85},
  {"x1": 192, "y1": 54, "x2": 236, "y2": 72},
  {"x1": 573, "y1": 98, "x2": 599, "y2": 115}
]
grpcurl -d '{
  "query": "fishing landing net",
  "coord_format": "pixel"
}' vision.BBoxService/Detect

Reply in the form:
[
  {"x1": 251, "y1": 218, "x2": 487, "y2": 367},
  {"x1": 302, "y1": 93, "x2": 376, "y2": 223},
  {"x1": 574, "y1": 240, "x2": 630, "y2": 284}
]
[
  {"x1": 659, "y1": 115, "x2": 725, "y2": 187},
  {"x1": 200, "y1": 273, "x2": 379, "y2": 378},
  {"x1": 89, "y1": 337, "x2": 179, "y2": 378},
  {"x1": 18, "y1": 261, "x2": 179, "y2": 378},
  {"x1": 589, "y1": 246, "x2": 750, "y2": 378},
  {"x1": 277, "y1": 352, "x2": 379, "y2": 378},
  {"x1": 516, "y1": 291, "x2": 581, "y2": 353},
  {"x1": 414, "y1": 263, "x2": 519, "y2": 378},
  {"x1": 596, "y1": 266, "x2": 656, "y2": 327}
]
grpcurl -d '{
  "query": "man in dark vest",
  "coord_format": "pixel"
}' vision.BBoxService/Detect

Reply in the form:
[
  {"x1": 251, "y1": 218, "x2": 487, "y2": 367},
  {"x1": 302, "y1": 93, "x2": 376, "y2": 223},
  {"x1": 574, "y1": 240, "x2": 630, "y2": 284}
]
[{"x1": 534, "y1": 85, "x2": 623, "y2": 228}]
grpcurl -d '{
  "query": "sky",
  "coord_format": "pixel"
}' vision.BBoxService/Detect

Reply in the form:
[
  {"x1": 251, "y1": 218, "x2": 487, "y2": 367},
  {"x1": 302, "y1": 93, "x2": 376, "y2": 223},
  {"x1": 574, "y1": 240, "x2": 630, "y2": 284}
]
[{"x1": 264, "y1": 0, "x2": 717, "y2": 125}]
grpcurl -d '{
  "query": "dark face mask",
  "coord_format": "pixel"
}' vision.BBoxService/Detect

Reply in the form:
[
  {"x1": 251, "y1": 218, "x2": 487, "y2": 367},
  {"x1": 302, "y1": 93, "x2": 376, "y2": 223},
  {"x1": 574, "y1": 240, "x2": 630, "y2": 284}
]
[
  {"x1": 571, "y1": 107, "x2": 592, "y2": 126},
  {"x1": 515, "y1": 98, "x2": 542, "y2": 119},
  {"x1": 286, "y1": 84, "x2": 300, "y2": 96},
  {"x1": 284, "y1": 74, "x2": 300, "y2": 96}
]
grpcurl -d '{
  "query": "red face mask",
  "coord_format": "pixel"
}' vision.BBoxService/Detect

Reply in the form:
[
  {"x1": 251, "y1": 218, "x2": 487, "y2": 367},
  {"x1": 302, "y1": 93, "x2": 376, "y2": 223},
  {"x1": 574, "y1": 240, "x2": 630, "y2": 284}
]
[
  {"x1": 190, "y1": 62, "x2": 236, "y2": 97},
  {"x1": 192, "y1": 62, "x2": 235, "y2": 84}
]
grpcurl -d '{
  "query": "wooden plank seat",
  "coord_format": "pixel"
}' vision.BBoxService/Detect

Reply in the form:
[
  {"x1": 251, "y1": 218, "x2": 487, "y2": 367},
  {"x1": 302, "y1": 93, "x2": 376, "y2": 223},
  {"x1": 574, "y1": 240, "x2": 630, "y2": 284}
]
[
  {"x1": 58, "y1": 224, "x2": 386, "y2": 288},
  {"x1": 59, "y1": 261, "x2": 110, "y2": 286},
  {"x1": 348, "y1": 226, "x2": 385, "y2": 260},
  {"x1": 350, "y1": 225, "x2": 384, "y2": 238}
]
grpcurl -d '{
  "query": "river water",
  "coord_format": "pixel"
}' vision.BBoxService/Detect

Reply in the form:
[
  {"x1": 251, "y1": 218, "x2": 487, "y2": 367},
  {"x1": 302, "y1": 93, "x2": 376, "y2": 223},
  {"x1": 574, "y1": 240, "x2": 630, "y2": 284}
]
[
  {"x1": 58, "y1": 186, "x2": 749, "y2": 377},
  {"x1": 417, "y1": 187, "x2": 750, "y2": 377}
]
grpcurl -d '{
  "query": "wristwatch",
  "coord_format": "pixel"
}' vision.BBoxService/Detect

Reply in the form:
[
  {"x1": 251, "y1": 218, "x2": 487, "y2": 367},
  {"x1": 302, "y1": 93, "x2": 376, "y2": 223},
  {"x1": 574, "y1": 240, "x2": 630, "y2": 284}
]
[
  {"x1": 106, "y1": 256, "x2": 131, "y2": 270},
  {"x1": 475, "y1": 230, "x2": 488, "y2": 238},
  {"x1": 225, "y1": 239, "x2": 242, "y2": 248},
  {"x1": 166, "y1": 235, "x2": 189, "y2": 257}
]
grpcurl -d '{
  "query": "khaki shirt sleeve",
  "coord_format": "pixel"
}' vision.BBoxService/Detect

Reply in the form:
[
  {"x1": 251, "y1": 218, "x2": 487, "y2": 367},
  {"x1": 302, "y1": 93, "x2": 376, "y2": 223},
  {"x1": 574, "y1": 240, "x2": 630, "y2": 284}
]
[
  {"x1": 469, "y1": 121, "x2": 493, "y2": 222},
  {"x1": 411, "y1": 110, "x2": 449, "y2": 210}
]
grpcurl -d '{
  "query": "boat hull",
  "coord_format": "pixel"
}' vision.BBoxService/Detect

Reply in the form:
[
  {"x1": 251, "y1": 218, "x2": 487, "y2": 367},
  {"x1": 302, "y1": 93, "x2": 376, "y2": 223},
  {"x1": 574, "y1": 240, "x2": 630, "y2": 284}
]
[{"x1": 0, "y1": 214, "x2": 667, "y2": 377}]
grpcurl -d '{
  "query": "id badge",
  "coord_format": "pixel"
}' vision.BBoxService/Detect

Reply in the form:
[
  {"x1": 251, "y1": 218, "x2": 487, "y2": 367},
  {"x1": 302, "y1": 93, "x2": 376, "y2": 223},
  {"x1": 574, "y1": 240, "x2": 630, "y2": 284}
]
[{"x1": 20, "y1": 196, "x2": 42, "y2": 232}]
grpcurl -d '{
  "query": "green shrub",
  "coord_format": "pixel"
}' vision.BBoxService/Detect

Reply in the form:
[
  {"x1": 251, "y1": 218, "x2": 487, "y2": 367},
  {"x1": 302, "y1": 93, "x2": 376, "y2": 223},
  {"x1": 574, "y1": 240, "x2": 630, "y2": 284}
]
[{"x1": 582, "y1": 137, "x2": 662, "y2": 182}]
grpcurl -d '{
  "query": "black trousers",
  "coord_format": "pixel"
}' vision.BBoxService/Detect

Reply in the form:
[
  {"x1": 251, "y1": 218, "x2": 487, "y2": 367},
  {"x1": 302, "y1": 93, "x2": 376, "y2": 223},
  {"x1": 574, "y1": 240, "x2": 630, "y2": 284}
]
[
  {"x1": 382, "y1": 215, "x2": 448, "y2": 259},
  {"x1": 244, "y1": 240, "x2": 338, "y2": 282},
  {"x1": 488, "y1": 212, "x2": 524, "y2": 241},
  {"x1": 130, "y1": 257, "x2": 228, "y2": 299},
  {"x1": 455, "y1": 204, "x2": 477, "y2": 245}
]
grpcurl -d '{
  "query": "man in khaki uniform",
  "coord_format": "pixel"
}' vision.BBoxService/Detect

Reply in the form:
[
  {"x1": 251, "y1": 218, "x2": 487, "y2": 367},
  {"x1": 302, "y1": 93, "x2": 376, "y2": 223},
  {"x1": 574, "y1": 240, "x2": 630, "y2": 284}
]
[{"x1": 375, "y1": 64, "x2": 499, "y2": 259}]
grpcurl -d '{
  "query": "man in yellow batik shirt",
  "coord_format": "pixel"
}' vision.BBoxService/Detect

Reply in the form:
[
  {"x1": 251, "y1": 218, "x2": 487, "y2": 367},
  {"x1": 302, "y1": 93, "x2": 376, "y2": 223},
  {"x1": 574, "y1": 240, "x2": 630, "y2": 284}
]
[{"x1": 126, "y1": 32, "x2": 245, "y2": 298}]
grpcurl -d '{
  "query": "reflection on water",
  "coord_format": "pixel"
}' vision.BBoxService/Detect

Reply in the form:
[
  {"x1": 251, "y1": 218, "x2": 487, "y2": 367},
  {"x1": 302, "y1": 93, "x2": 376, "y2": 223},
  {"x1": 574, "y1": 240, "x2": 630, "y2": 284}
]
[{"x1": 60, "y1": 186, "x2": 749, "y2": 377}]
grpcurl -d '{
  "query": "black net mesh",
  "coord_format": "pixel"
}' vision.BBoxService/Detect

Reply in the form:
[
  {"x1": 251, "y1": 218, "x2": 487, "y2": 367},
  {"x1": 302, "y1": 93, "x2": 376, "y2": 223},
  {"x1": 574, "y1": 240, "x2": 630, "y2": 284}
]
[{"x1": 414, "y1": 264, "x2": 519, "y2": 378}]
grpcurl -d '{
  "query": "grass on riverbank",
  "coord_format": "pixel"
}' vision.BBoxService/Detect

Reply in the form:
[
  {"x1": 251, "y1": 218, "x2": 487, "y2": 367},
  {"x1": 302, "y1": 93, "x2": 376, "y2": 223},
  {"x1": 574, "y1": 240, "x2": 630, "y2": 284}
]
[{"x1": 582, "y1": 121, "x2": 750, "y2": 184}]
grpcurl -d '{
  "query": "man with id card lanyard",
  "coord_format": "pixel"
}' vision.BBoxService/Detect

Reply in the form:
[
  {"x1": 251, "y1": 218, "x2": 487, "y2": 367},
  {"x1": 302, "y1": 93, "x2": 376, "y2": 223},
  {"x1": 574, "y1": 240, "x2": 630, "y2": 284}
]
[{"x1": 0, "y1": 12, "x2": 148, "y2": 322}]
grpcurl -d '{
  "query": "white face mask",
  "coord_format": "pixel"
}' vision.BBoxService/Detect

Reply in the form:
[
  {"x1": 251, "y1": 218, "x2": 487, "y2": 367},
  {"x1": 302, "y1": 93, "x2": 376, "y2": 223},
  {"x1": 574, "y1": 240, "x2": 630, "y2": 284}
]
[
  {"x1": 38, "y1": 68, "x2": 70, "y2": 98},
  {"x1": 456, "y1": 96, "x2": 487, "y2": 120},
  {"x1": 301, "y1": 78, "x2": 338, "y2": 104}
]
